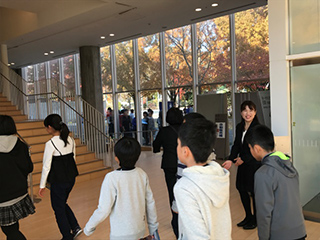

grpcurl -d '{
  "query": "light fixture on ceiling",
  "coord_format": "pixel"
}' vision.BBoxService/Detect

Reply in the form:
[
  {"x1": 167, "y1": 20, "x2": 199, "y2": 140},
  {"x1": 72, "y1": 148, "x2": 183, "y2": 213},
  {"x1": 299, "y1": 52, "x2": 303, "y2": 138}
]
[
  {"x1": 50, "y1": 51, "x2": 54, "y2": 54},
  {"x1": 212, "y1": 3, "x2": 218, "y2": 7},
  {"x1": 101, "y1": 36, "x2": 106, "y2": 39},
  {"x1": 11, "y1": 63, "x2": 15, "y2": 65},
  {"x1": 7, "y1": 63, "x2": 11, "y2": 66},
  {"x1": 195, "y1": 8, "x2": 202, "y2": 12},
  {"x1": 109, "y1": 33, "x2": 115, "y2": 37},
  {"x1": 44, "y1": 52, "x2": 49, "y2": 56}
]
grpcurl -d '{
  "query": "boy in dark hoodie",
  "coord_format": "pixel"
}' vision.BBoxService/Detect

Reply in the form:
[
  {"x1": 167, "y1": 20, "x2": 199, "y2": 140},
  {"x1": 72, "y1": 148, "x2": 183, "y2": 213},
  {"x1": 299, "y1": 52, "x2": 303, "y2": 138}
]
[{"x1": 246, "y1": 125, "x2": 306, "y2": 240}]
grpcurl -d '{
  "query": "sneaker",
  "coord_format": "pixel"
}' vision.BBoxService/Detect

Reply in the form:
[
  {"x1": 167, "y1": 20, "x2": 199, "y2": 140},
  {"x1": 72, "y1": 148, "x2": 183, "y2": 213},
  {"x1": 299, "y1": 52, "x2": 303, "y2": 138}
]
[{"x1": 73, "y1": 228, "x2": 83, "y2": 239}]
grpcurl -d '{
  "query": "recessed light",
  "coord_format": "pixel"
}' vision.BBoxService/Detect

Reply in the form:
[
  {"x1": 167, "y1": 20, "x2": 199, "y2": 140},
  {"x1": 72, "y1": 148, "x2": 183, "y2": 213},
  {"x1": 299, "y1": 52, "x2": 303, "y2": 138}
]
[
  {"x1": 212, "y1": 3, "x2": 218, "y2": 7},
  {"x1": 195, "y1": 8, "x2": 202, "y2": 12},
  {"x1": 109, "y1": 33, "x2": 115, "y2": 37},
  {"x1": 100, "y1": 36, "x2": 106, "y2": 39},
  {"x1": 7, "y1": 63, "x2": 11, "y2": 66},
  {"x1": 50, "y1": 51, "x2": 54, "y2": 54},
  {"x1": 11, "y1": 63, "x2": 15, "y2": 65},
  {"x1": 44, "y1": 53, "x2": 49, "y2": 56}
]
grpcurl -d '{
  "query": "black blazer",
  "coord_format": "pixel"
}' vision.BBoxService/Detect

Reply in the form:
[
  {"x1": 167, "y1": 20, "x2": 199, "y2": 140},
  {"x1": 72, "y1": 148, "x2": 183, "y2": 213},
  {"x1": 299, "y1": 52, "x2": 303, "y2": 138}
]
[
  {"x1": 229, "y1": 117, "x2": 260, "y2": 165},
  {"x1": 153, "y1": 125, "x2": 180, "y2": 169}
]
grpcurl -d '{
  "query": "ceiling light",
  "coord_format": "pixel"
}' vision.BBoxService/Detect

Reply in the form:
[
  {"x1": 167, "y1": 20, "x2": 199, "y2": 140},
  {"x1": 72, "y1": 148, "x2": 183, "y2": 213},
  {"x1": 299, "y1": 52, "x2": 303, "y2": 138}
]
[
  {"x1": 100, "y1": 36, "x2": 106, "y2": 39},
  {"x1": 11, "y1": 63, "x2": 15, "y2": 65},
  {"x1": 7, "y1": 63, "x2": 11, "y2": 66},
  {"x1": 50, "y1": 51, "x2": 54, "y2": 54},
  {"x1": 44, "y1": 52, "x2": 49, "y2": 56},
  {"x1": 195, "y1": 8, "x2": 202, "y2": 12},
  {"x1": 109, "y1": 33, "x2": 115, "y2": 37},
  {"x1": 212, "y1": 3, "x2": 218, "y2": 7}
]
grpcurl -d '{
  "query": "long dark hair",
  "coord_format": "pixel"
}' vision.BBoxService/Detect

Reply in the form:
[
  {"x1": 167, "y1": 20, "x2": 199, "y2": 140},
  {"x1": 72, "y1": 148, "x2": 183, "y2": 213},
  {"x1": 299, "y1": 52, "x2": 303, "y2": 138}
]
[{"x1": 44, "y1": 114, "x2": 70, "y2": 147}]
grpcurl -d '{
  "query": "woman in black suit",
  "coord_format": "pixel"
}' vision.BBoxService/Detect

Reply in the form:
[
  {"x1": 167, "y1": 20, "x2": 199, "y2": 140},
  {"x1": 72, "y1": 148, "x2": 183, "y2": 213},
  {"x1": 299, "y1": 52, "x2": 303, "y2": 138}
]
[
  {"x1": 153, "y1": 107, "x2": 183, "y2": 238},
  {"x1": 223, "y1": 100, "x2": 261, "y2": 230}
]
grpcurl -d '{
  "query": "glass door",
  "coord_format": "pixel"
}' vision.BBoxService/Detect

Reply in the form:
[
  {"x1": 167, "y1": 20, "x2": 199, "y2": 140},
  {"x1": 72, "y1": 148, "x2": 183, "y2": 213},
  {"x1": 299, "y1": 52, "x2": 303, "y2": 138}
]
[{"x1": 291, "y1": 63, "x2": 320, "y2": 220}]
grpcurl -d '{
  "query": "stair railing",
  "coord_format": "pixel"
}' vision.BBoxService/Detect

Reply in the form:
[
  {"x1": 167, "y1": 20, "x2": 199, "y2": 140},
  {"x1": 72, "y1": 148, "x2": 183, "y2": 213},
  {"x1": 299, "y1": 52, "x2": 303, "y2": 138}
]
[{"x1": 0, "y1": 62, "x2": 114, "y2": 169}]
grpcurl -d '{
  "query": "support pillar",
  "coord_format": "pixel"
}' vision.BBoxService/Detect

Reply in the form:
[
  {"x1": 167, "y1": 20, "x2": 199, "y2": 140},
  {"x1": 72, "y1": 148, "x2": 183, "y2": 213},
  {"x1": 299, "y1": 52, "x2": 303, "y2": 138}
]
[{"x1": 79, "y1": 46, "x2": 104, "y2": 114}]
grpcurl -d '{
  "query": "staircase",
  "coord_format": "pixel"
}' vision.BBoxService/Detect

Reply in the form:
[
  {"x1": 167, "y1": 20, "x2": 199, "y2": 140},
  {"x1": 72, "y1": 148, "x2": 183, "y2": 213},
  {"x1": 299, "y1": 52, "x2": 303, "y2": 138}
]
[{"x1": 0, "y1": 93, "x2": 111, "y2": 187}]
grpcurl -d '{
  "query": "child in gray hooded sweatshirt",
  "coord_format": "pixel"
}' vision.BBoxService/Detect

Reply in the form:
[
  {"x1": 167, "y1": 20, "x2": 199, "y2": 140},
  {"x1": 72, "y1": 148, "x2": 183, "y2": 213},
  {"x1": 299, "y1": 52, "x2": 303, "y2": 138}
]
[{"x1": 246, "y1": 125, "x2": 306, "y2": 240}]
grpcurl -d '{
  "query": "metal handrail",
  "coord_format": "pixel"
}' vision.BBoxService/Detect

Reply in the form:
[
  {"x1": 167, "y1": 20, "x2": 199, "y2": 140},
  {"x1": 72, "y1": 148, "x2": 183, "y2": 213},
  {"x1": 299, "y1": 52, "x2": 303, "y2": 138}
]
[{"x1": 1, "y1": 64, "x2": 113, "y2": 169}]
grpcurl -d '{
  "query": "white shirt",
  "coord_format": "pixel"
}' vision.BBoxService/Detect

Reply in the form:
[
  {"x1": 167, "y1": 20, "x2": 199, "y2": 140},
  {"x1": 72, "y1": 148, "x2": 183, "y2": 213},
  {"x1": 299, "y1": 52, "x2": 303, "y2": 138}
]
[{"x1": 39, "y1": 136, "x2": 75, "y2": 188}]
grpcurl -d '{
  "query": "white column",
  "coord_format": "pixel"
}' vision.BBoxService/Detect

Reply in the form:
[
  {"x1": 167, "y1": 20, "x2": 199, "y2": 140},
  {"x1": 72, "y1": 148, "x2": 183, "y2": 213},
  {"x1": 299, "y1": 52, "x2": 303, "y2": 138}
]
[
  {"x1": 133, "y1": 39, "x2": 142, "y2": 143},
  {"x1": 269, "y1": 0, "x2": 290, "y2": 136},
  {"x1": 160, "y1": 32, "x2": 167, "y2": 126},
  {"x1": 191, "y1": 24, "x2": 198, "y2": 111}
]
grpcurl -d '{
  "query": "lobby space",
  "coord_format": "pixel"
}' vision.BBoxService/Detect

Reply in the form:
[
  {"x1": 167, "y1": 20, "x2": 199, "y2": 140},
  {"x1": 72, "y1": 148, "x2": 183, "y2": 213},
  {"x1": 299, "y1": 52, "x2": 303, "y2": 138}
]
[{"x1": 1, "y1": 151, "x2": 320, "y2": 240}]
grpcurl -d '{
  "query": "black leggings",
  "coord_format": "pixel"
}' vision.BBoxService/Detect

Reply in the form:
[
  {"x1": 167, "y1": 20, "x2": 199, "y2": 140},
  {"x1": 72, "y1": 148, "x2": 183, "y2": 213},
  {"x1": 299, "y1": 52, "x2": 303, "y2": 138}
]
[
  {"x1": 239, "y1": 190, "x2": 256, "y2": 220},
  {"x1": 1, "y1": 222, "x2": 26, "y2": 240}
]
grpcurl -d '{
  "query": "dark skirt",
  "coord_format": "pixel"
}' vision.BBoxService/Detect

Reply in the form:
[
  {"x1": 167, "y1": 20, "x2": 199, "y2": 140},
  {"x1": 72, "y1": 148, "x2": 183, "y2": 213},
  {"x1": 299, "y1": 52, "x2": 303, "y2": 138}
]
[
  {"x1": 0, "y1": 195, "x2": 35, "y2": 226},
  {"x1": 236, "y1": 162, "x2": 261, "y2": 192}
]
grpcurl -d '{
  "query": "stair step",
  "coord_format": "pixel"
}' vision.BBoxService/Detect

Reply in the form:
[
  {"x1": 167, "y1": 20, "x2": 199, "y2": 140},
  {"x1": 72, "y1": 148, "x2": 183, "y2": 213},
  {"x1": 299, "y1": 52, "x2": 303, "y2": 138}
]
[
  {"x1": 0, "y1": 105, "x2": 17, "y2": 111},
  {"x1": 30, "y1": 143, "x2": 87, "y2": 154},
  {"x1": 0, "y1": 96, "x2": 7, "y2": 101},
  {"x1": 0, "y1": 110, "x2": 23, "y2": 116},
  {"x1": 18, "y1": 128, "x2": 48, "y2": 137},
  {"x1": 0, "y1": 101, "x2": 12, "y2": 106},
  {"x1": 11, "y1": 115, "x2": 28, "y2": 121},
  {"x1": 77, "y1": 159, "x2": 105, "y2": 174},
  {"x1": 16, "y1": 121, "x2": 44, "y2": 130},
  {"x1": 23, "y1": 135, "x2": 52, "y2": 145}
]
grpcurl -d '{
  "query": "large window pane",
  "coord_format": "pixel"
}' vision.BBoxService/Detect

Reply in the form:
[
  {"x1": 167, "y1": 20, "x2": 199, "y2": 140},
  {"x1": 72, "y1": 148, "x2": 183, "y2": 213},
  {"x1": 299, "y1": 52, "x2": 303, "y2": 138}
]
[
  {"x1": 141, "y1": 90, "x2": 162, "y2": 145},
  {"x1": 63, "y1": 55, "x2": 76, "y2": 96},
  {"x1": 101, "y1": 46, "x2": 112, "y2": 93},
  {"x1": 167, "y1": 87, "x2": 193, "y2": 111},
  {"x1": 165, "y1": 26, "x2": 192, "y2": 87},
  {"x1": 103, "y1": 94, "x2": 114, "y2": 136},
  {"x1": 139, "y1": 34, "x2": 161, "y2": 89},
  {"x1": 37, "y1": 63, "x2": 47, "y2": 93},
  {"x1": 197, "y1": 16, "x2": 231, "y2": 84},
  {"x1": 49, "y1": 59, "x2": 60, "y2": 95},
  {"x1": 115, "y1": 41, "x2": 134, "y2": 92},
  {"x1": 235, "y1": 6, "x2": 269, "y2": 82},
  {"x1": 26, "y1": 66, "x2": 35, "y2": 94},
  {"x1": 289, "y1": 0, "x2": 320, "y2": 54}
]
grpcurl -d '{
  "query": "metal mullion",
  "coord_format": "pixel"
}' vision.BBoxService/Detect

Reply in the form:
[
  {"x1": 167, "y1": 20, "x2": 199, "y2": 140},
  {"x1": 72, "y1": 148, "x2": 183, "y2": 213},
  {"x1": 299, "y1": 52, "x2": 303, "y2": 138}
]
[
  {"x1": 46, "y1": 61, "x2": 52, "y2": 115},
  {"x1": 133, "y1": 39, "x2": 142, "y2": 143},
  {"x1": 191, "y1": 23, "x2": 198, "y2": 111},
  {"x1": 160, "y1": 32, "x2": 167, "y2": 126},
  {"x1": 229, "y1": 14, "x2": 237, "y2": 138},
  {"x1": 110, "y1": 45, "x2": 119, "y2": 138}
]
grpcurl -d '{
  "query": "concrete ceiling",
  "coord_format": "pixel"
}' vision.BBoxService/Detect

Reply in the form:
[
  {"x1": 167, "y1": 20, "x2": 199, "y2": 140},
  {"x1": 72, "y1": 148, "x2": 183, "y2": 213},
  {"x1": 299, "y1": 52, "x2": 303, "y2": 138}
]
[{"x1": 0, "y1": 0, "x2": 267, "y2": 68}]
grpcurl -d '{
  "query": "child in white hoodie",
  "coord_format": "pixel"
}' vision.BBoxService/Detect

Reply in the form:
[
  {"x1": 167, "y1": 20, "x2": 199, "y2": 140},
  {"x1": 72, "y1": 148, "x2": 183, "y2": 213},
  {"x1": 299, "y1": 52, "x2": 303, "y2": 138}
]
[{"x1": 174, "y1": 118, "x2": 232, "y2": 240}]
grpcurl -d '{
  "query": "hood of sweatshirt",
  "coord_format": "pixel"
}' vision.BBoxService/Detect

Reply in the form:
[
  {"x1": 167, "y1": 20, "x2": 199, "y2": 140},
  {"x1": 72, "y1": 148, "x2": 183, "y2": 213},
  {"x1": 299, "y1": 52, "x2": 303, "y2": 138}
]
[
  {"x1": 182, "y1": 161, "x2": 230, "y2": 208},
  {"x1": 262, "y1": 151, "x2": 297, "y2": 178},
  {"x1": 0, "y1": 135, "x2": 18, "y2": 153}
]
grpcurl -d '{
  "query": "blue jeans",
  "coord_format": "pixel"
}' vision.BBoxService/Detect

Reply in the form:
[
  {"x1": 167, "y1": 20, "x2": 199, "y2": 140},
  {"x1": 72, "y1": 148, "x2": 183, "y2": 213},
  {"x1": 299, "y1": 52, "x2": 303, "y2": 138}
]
[{"x1": 50, "y1": 180, "x2": 79, "y2": 240}]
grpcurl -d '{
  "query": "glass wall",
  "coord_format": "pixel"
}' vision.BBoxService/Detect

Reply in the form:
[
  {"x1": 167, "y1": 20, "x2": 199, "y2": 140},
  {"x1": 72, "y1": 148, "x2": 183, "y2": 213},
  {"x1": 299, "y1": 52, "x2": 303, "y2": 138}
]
[
  {"x1": 289, "y1": 0, "x2": 320, "y2": 219},
  {"x1": 197, "y1": 16, "x2": 231, "y2": 88},
  {"x1": 165, "y1": 26, "x2": 193, "y2": 87},
  {"x1": 289, "y1": 0, "x2": 320, "y2": 54},
  {"x1": 235, "y1": 5, "x2": 269, "y2": 92},
  {"x1": 101, "y1": 46, "x2": 112, "y2": 93},
  {"x1": 139, "y1": 34, "x2": 161, "y2": 90},
  {"x1": 22, "y1": 4, "x2": 269, "y2": 150}
]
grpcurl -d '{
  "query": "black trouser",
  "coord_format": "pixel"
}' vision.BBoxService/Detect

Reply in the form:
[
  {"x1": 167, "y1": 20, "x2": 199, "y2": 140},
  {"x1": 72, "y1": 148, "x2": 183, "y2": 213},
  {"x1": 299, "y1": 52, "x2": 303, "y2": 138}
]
[
  {"x1": 239, "y1": 190, "x2": 256, "y2": 221},
  {"x1": 163, "y1": 168, "x2": 179, "y2": 238},
  {"x1": 50, "y1": 180, "x2": 79, "y2": 240},
  {"x1": 1, "y1": 222, "x2": 26, "y2": 240}
]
